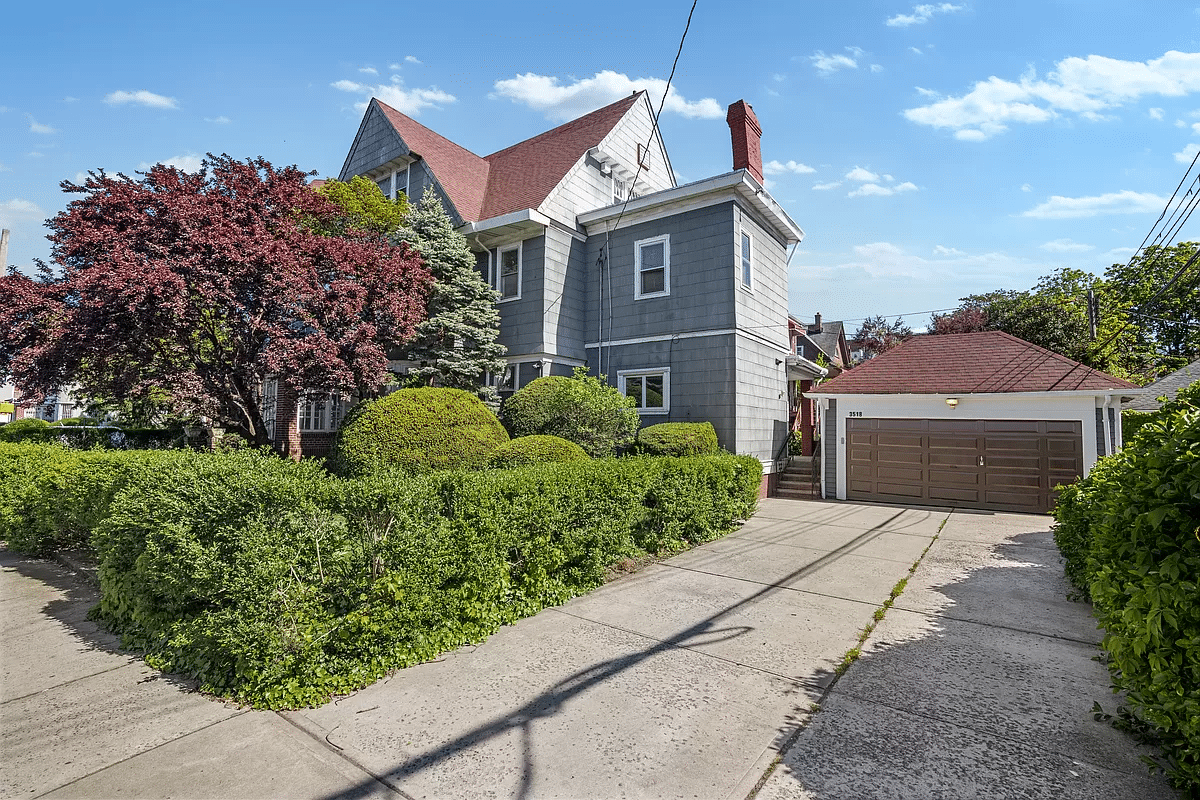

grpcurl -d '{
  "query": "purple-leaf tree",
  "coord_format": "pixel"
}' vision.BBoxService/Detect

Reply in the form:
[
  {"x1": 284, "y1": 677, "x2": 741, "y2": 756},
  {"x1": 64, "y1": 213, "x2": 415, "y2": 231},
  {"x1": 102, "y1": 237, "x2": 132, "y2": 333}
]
[{"x1": 0, "y1": 154, "x2": 430, "y2": 449}]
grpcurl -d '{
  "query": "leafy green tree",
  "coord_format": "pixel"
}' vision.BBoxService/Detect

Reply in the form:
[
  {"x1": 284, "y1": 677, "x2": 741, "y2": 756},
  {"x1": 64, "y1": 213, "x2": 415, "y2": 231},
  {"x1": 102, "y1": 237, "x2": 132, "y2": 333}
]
[
  {"x1": 1104, "y1": 242, "x2": 1200, "y2": 370},
  {"x1": 316, "y1": 175, "x2": 409, "y2": 236},
  {"x1": 394, "y1": 186, "x2": 507, "y2": 405}
]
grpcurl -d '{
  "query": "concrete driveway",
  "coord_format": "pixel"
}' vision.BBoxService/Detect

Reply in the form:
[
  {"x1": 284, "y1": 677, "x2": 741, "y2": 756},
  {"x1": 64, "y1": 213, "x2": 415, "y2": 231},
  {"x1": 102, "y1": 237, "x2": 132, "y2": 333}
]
[{"x1": 1, "y1": 499, "x2": 1177, "y2": 799}]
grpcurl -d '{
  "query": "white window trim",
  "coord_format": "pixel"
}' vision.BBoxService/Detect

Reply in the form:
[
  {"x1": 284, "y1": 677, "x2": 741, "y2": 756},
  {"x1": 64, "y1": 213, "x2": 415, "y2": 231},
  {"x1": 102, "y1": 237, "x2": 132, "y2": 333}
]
[
  {"x1": 496, "y1": 241, "x2": 523, "y2": 303},
  {"x1": 299, "y1": 393, "x2": 345, "y2": 433},
  {"x1": 633, "y1": 233, "x2": 670, "y2": 300},
  {"x1": 618, "y1": 367, "x2": 670, "y2": 414},
  {"x1": 739, "y1": 228, "x2": 753, "y2": 292}
]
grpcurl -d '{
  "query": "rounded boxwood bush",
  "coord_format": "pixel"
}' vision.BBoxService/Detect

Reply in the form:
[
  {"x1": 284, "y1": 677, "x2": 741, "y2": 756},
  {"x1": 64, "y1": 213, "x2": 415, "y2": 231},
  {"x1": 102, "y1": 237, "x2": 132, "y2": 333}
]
[
  {"x1": 490, "y1": 435, "x2": 590, "y2": 468},
  {"x1": 636, "y1": 422, "x2": 719, "y2": 456},
  {"x1": 329, "y1": 387, "x2": 509, "y2": 476},
  {"x1": 0, "y1": 418, "x2": 50, "y2": 442},
  {"x1": 501, "y1": 368, "x2": 639, "y2": 457}
]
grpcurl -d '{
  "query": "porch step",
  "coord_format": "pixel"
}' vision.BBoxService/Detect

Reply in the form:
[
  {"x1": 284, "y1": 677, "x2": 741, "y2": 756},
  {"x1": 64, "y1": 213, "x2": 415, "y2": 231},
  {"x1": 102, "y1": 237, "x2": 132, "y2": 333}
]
[{"x1": 776, "y1": 486, "x2": 818, "y2": 500}]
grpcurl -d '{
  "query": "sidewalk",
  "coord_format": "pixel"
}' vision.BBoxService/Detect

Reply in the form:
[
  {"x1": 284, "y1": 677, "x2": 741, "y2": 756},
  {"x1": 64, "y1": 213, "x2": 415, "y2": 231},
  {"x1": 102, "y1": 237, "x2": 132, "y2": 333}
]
[{"x1": 0, "y1": 499, "x2": 1178, "y2": 799}]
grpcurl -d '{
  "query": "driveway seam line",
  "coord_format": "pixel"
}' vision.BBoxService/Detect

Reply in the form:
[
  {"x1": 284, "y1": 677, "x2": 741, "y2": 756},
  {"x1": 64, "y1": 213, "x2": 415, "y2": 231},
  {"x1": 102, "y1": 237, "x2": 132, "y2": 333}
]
[
  {"x1": 275, "y1": 711, "x2": 416, "y2": 800},
  {"x1": 657, "y1": 561, "x2": 913, "y2": 609},
  {"x1": 886, "y1": 603, "x2": 1102, "y2": 646},
  {"x1": 2, "y1": 660, "x2": 138, "y2": 705}
]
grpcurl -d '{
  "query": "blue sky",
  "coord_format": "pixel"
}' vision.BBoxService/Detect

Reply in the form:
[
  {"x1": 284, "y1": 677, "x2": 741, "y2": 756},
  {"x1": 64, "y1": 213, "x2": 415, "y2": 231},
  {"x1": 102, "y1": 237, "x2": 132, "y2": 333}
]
[{"x1": 3, "y1": 1, "x2": 1199, "y2": 331}]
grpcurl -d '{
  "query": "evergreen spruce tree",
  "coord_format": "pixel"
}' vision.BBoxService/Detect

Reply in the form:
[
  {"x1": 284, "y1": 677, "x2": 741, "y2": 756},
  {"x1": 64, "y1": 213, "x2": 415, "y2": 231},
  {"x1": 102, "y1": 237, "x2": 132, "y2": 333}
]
[{"x1": 398, "y1": 186, "x2": 507, "y2": 405}]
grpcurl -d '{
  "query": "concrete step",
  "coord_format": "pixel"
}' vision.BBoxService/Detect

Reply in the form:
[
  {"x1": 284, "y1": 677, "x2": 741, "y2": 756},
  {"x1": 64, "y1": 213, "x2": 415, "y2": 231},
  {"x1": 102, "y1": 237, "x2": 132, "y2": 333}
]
[
  {"x1": 778, "y1": 476, "x2": 815, "y2": 489},
  {"x1": 776, "y1": 487, "x2": 818, "y2": 500}
]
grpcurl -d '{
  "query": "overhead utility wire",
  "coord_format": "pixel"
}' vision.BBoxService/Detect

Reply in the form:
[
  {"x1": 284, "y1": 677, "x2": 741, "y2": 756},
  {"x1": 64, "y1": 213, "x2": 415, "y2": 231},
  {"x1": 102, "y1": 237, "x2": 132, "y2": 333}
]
[
  {"x1": 598, "y1": 0, "x2": 698, "y2": 381},
  {"x1": 1130, "y1": 146, "x2": 1200, "y2": 262}
]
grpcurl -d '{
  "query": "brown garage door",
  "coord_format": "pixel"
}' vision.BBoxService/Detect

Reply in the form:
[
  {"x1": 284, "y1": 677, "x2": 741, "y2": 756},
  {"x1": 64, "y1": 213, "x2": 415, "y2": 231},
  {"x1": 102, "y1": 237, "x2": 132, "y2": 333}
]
[{"x1": 846, "y1": 418, "x2": 1083, "y2": 513}]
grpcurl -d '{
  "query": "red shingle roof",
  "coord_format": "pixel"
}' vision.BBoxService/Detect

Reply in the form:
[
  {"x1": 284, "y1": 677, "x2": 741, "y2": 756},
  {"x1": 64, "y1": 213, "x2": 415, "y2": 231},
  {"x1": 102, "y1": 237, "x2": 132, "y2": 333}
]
[
  {"x1": 814, "y1": 331, "x2": 1137, "y2": 394},
  {"x1": 375, "y1": 92, "x2": 643, "y2": 223}
]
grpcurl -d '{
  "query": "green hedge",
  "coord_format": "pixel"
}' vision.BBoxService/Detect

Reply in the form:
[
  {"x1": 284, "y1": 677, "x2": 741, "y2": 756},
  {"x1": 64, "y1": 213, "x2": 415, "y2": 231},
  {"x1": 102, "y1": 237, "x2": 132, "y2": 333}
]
[
  {"x1": 500, "y1": 369, "x2": 640, "y2": 457},
  {"x1": 1052, "y1": 380, "x2": 1200, "y2": 790},
  {"x1": 329, "y1": 387, "x2": 509, "y2": 476},
  {"x1": 0, "y1": 418, "x2": 50, "y2": 441},
  {"x1": 636, "y1": 422, "x2": 719, "y2": 456},
  {"x1": 1121, "y1": 408, "x2": 1159, "y2": 443},
  {"x1": 0, "y1": 443, "x2": 760, "y2": 709},
  {"x1": 489, "y1": 435, "x2": 589, "y2": 467},
  {"x1": 0, "y1": 424, "x2": 181, "y2": 449}
]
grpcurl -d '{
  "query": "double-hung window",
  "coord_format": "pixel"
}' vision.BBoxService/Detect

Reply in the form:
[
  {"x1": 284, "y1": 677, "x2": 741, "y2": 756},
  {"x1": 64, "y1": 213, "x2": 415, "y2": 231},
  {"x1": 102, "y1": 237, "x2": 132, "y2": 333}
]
[
  {"x1": 299, "y1": 393, "x2": 344, "y2": 432},
  {"x1": 634, "y1": 234, "x2": 670, "y2": 299},
  {"x1": 619, "y1": 368, "x2": 669, "y2": 414},
  {"x1": 740, "y1": 230, "x2": 753, "y2": 290},
  {"x1": 497, "y1": 243, "x2": 521, "y2": 301}
]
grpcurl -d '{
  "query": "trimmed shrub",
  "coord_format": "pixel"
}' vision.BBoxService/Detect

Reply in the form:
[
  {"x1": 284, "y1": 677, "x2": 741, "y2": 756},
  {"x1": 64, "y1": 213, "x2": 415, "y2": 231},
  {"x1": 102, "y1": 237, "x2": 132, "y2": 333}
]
[
  {"x1": 0, "y1": 418, "x2": 50, "y2": 441},
  {"x1": 636, "y1": 422, "x2": 719, "y2": 456},
  {"x1": 1052, "y1": 380, "x2": 1200, "y2": 790},
  {"x1": 329, "y1": 387, "x2": 509, "y2": 476},
  {"x1": 1, "y1": 440, "x2": 759, "y2": 709},
  {"x1": 489, "y1": 435, "x2": 590, "y2": 468},
  {"x1": 501, "y1": 368, "x2": 640, "y2": 457}
]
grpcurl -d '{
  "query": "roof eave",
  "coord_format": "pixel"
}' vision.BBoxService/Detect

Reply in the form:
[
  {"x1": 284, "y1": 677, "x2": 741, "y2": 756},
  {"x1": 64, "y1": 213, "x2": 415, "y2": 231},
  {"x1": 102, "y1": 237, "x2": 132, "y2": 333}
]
[{"x1": 807, "y1": 389, "x2": 1138, "y2": 400}]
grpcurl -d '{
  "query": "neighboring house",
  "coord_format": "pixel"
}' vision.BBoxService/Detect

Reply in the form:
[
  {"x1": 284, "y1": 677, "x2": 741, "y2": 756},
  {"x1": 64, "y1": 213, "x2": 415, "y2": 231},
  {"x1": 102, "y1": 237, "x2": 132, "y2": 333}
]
[
  {"x1": 32, "y1": 385, "x2": 82, "y2": 422},
  {"x1": 808, "y1": 331, "x2": 1137, "y2": 513},
  {"x1": 1122, "y1": 358, "x2": 1200, "y2": 411},
  {"x1": 275, "y1": 91, "x2": 806, "y2": 487},
  {"x1": 785, "y1": 314, "x2": 851, "y2": 457}
]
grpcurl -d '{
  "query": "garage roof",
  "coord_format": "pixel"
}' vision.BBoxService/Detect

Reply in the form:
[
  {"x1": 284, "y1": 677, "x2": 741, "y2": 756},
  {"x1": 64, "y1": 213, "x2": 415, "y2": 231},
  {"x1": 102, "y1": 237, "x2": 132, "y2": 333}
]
[{"x1": 811, "y1": 331, "x2": 1136, "y2": 394}]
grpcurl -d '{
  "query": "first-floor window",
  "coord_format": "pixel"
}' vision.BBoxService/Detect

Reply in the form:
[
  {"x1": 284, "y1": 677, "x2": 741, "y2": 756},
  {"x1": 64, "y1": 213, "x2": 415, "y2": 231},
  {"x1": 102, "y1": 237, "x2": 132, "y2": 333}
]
[
  {"x1": 619, "y1": 369, "x2": 669, "y2": 413},
  {"x1": 299, "y1": 393, "x2": 345, "y2": 432}
]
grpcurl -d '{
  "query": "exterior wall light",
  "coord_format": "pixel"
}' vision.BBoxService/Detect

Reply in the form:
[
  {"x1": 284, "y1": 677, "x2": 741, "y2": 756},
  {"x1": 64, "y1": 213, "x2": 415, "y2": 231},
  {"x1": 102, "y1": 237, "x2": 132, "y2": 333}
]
[{"x1": 946, "y1": 397, "x2": 959, "y2": 407}]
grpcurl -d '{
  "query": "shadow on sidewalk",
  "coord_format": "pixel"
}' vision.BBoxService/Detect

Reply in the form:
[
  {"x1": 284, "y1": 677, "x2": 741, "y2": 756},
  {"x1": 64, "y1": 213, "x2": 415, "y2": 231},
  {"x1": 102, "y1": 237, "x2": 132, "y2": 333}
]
[
  {"x1": 1, "y1": 548, "x2": 202, "y2": 697},
  {"x1": 758, "y1": 528, "x2": 1179, "y2": 800}
]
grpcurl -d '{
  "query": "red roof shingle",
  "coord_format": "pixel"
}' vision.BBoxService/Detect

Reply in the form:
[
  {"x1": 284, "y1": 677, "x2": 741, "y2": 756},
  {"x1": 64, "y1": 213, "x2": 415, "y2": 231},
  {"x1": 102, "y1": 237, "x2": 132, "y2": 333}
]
[
  {"x1": 814, "y1": 331, "x2": 1136, "y2": 394},
  {"x1": 375, "y1": 92, "x2": 643, "y2": 223}
]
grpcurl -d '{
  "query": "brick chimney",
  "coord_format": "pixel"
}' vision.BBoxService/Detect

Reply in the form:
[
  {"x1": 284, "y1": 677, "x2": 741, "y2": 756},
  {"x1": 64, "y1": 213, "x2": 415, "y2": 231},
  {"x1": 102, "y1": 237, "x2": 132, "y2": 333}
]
[
  {"x1": 726, "y1": 100, "x2": 763, "y2": 183},
  {"x1": 811, "y1": 312, "x2": 823, "y2": 334}
]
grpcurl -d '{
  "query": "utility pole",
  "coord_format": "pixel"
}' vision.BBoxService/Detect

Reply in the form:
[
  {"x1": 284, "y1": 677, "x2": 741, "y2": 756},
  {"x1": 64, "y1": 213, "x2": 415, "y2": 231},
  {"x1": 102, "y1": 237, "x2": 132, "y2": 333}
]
[{"x1": 1087, "y1": 288, "x2": 1099, "y2": 340}]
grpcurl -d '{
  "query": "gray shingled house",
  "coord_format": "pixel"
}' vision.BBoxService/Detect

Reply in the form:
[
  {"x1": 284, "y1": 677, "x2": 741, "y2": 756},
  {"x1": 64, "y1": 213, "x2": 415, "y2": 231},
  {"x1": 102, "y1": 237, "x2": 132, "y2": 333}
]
[
  {"x1": 1122, "y1": 358, "x2": 1200, "y2": 411},
  {"x1": 332, "y1": 92, "x2": 805, "y2": 490}
]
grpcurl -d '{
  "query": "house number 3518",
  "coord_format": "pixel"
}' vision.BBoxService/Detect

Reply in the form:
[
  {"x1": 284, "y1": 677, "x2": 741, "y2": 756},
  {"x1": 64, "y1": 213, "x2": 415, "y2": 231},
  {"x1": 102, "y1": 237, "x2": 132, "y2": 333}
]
[{"x1": 848, "y1": 411, "x2": 863, "y2": 417}]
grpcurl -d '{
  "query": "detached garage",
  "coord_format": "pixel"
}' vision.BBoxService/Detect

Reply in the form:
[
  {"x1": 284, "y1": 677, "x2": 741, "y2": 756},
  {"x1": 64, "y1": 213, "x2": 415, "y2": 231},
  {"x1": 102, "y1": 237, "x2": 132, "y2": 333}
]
[{"x1": 808, "y1": 332, "x2": 1137, "y2": 513}]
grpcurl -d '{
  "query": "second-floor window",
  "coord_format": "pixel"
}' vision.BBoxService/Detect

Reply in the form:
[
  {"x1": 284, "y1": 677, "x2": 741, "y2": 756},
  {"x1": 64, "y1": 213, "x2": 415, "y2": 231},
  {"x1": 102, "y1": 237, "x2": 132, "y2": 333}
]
[
  {"x1": 740, "y1": 231, "x2": 753, "y2": 290},
  {"x1": 634, "y1": 234, "x2": 670, "y2": 299},
  {"x1": 498, "y1": 243, "x2": 521, "y2": 301}
]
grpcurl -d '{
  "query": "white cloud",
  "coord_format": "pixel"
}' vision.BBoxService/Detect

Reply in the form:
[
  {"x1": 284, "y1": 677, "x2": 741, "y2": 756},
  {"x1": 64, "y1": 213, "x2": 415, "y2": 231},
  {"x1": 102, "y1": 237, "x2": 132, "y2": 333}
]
[
  {"x1": 845, "y1": 166, "x2": 880, "y2": 182},
  {"x1": 204, "y1": 116, "x2": 231, "y2": 124},
  {"x1": 28, "y1": 116, "x2": 55, "y2": 134},
  {"x1": 388, "y1": 63, "x2": 402, "y2": 71},
  {"x1": 1022, "y1": 190, "x2": 1165, "y2": 219},
  {"x1": 491, "y1": 70, "x2": 721, "y2": 121},
  {"x1": 810, "y1": 50, "x2": 858, "y2": 75},
  {"x1": 1021, "y1": 183, "x2": 1032, "y2": 191},
  {"x1": 910, "y1": 47, "x2": 923, "y2": 55},
  {"x1": 870, "y1": 64, "x2": 884, "y2": 73},
  {"x1": 104, "y1": 89, "x2": 179, "y2": 109},
  {"x1": 1, "y1": 199, "x2": 44, "y2": 216},
  {"x1": 813, "y1": 181, "x2": 842, "y2": 190},
  {"x1": 1149, "y1": 107, "x2": 1165, "y2": 119},
  {"x1": 1040, "y1": 238, "x2": 1095, "y2": 252},
  {"x1": 833, "y1": 240, "x2": 1026, "y2": 282},
  {"x1": 906, "y1": 50, "x2": 1200, "y2": 140},
  {"x1": 406, "y1": 55, "x2": 421, "y2": 64},
  {"x1": 359, "y1": 66, "x2": 378, "y2": 75},
  {"x1": 933, "y1": 245, "x2": 965, "y2": 256},
  {"x1": 332, "y1": 78, "x2": 455, "y2": 116},
  {"x1": 26, "y1": 152, "x2": 43, "y2": 158},
  {"x1": 764, "y1": 159, "x2": 816, "y2": 175},
  {"x1": 773, "y1": 73, "x2": 786, "y2": 82},
  {"x1": 915, "y1": 86, "x2": 940, "y2": 98},
  {"x1": 63, "y1": 96, "x2": 78, "y2": 103},
  {"x1": 1176, "y1": 143, "x2": 1200, "y2": 163},
  {"x1": 0, "y1": 163, "x2": 10, "y2": 172},
  {"x1": 1192, "y1": 121, "x2": 1200, "y2": 134},
  {"x1": 848, "y1": 181, "x2": 918, "y2": 197},
  {"x1": 139, "y1": 154, "x2": 204, "y2": 173},
  {"x1": 887, "y1": 3, "x2": 964, "y2": 27},
  {"x1": 73, "y1": 171, "x2": 89, "y2": 184}
]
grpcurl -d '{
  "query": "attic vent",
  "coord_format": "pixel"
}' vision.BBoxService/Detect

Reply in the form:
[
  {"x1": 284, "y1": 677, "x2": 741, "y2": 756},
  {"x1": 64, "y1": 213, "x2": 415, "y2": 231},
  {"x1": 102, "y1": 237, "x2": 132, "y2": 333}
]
[{"x1": 637, "y1": 143, "x2": 650, "y2": 169}]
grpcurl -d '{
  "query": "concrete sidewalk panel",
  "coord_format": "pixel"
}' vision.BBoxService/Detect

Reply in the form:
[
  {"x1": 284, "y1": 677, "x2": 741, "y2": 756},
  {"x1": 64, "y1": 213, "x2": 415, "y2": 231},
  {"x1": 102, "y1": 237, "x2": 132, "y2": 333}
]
[
  {"x1": 729, "y1": 520, "x2": 935, "y2": 560},
  {"x1": 753, "y1": 499, "x2": 948, "y2": 536},
  {"x1": 560, "y1": 563, "x2": 873, "y2": 683},
  {"x1": 40, "y1": 711, "x2": 398, "y2": 800},
  {"x1": 839, "y1": 609, "x2": 1149, "y2": 774},
  {"x1": 294, "y1": 607, "x2": 801, "y2": 800},
  {"x1": 895, "y1": 532, "x2": 1102, "y2": 643},
  {"x1": 664, "y1": 536, "x2": 928, "y2": 604},
  {"x1": 939, "y1": 508, "x2": 1053, "y2": 542},
  {"x1": 2, "y1": 618, "x2": 135, "y2": 700},
  {"x1": 1, "y1": 661, "x2": 239, "y2": 798},
  {"x1": 754, "y1": 693, "x2": 1175, "y2": 800}
]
